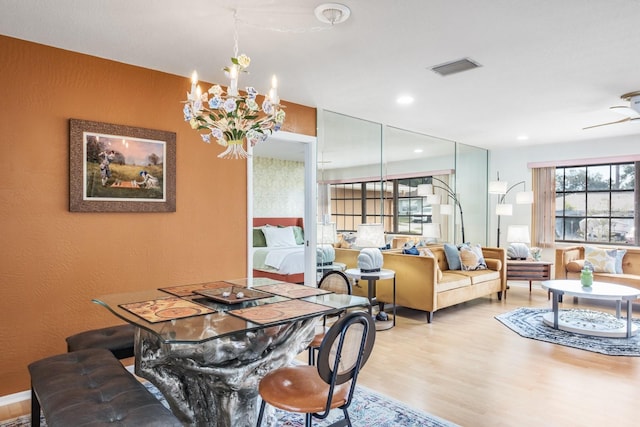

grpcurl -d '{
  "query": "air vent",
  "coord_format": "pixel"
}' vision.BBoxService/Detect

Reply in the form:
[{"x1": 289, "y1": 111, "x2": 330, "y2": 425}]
[{"x1": 430, "y1": 58, "x2": 481, "y2": 76}]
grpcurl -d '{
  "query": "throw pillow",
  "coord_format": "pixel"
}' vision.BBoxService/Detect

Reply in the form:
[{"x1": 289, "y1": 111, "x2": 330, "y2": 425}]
[
  {"x1": 460, "y1": 244, "x2": 488, "y2": 271},
  {"x1": 615, "y1": 249, "x2": 627, "y2": 274},
  {"x1": 584, "y1": 247, "x2": 617, "y2": 273},
  {"x1": 253, "y1": 228, "x2": 267, "y2": 247},
  {"x1": 443, "y1": 243, "x2": 462, "y2": 270},
  {"x1": 402, "y1": 246, "x2": 420, "y2": 255},
  {"x1": 277, "y1": 225, "x2": 305, "y2": 245},
  {"x1": 262, "y1": 226, "x2": 297, "y2": 247}
]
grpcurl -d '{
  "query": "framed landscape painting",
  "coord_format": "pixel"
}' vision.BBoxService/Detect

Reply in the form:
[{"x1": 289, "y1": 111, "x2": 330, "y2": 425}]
[{"x1": 69, "y1": 119, "x2": 176, "y2": 212}]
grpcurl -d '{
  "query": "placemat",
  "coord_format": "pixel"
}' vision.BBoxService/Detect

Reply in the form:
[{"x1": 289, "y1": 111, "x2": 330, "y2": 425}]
[
  {"x1": 159, "y1": 281, "x2": 238, "y2": 297},
  {"x1": 228, "y1": 299, "x2": 330, "y2": 325},
  {"x1": 119, "y1": 296, "x2": 214, "y2": 323},
  {"x1": 255, "y1": 282, "x2": 331, "y2": 299}
]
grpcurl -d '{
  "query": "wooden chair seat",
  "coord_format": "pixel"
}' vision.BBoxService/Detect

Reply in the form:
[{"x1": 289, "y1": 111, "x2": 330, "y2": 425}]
[{"x1": 259, "y1": 366, "x2": 350, "y2": 414}]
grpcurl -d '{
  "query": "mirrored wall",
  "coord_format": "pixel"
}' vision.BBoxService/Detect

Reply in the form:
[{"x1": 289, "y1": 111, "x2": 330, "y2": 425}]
[{"x1": 318, "y1": 109, "x2": 488, "y2": 246}]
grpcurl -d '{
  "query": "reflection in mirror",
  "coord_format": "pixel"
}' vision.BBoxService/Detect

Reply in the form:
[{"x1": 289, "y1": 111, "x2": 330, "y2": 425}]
[
  {"x1": 317, "y1": 111, "x2": 383, "y2": 234},
  {"x1": 455, "y1": 142, "x2": 488, "y2": 245},
  {"x1": 318, "y1": 110, "x2": 488, "y2": 247}
]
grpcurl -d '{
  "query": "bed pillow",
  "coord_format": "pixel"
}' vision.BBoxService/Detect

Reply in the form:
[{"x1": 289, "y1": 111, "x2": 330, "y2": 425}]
[
  {"x1": 443, "y1": 243, "x2": 462, "y2": 270},
  {"x1": 262, "y1": 226, "x2": 297, "y2": 247},
  {"x1": 460, "y1": 244, "x2": 488, "y2": 271},
  {"x1": 277, "y1": 225, "x2": 304, "y2": 245},
  {"x1": 584, "y1": 247, "x2": 617, "y2": 273},
  {"x1": 253, "y1": 228, "x2": 267, "y2": 247}
]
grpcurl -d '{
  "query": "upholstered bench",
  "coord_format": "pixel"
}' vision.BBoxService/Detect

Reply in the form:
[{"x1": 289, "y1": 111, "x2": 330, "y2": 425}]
[
  {"x1": 66, "y1": 324, "x2": 135, "y2": 359},
  {"x1": 28, "y1": 348, "x2": 181, "y2": 427}
]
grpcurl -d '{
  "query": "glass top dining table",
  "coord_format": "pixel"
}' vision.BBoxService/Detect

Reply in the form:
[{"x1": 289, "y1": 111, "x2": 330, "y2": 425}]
[
  {"x1": 92, "y1": 277, "x2": 369, "y2": 426},
  {"x1": 93, "y1": 277, "x2": 369, "y2": 344}
]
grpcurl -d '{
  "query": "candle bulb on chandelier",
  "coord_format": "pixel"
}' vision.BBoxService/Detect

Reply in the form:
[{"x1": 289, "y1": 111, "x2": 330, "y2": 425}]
[
  {"x1": 270, "y1": 75, "x2": 279, "y2": 104},
  {"x1": 229, "y1": 65, "x2": 238, "y2": 96},
  {"x1": 190, "y1": 71, "x2": 198, "y2": 96}
]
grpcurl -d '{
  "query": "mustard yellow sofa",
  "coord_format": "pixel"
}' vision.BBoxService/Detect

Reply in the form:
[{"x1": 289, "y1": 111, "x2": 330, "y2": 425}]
[
  {"x1": 334, "y1": 246, "x2": 506, "y2": 322},
  {"x1": 555, "y1": 245, "x2": 640, "y2": 289}
]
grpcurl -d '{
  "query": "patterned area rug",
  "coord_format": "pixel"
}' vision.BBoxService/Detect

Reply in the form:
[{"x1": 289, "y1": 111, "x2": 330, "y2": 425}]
[
  {"x1": 496, "y1": 307, "x2": 640, "y2": 356},
  {"x1": 1, "y1": 382, "x2": 458, "y2": 427}
]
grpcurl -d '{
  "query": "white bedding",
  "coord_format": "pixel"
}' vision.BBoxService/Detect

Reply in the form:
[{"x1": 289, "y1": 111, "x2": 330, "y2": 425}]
[{"x1": 253, "y1": 245, "x2": 305, "y2": 275}]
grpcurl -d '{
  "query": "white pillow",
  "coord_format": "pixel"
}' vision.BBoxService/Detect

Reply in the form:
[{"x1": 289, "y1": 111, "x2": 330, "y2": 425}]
[{"x1": 262, "y1": 226, "x2": 297, "y2": 247}]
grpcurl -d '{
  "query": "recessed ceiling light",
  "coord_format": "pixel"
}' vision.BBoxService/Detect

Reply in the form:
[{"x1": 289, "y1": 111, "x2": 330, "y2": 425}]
[
  {"x1": 397, "y1": 95, "x2": 414, "y2": 105},
  {"x1": 517, "y1": 135, "x2": 529, "y2": 141},
  {"x1": 414, "y1": 148, "x2": 423, "y2": 153}
]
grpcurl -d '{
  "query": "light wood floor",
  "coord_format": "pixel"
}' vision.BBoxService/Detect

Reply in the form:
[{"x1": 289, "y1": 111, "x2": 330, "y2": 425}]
[{"x1": 3, "y1": 283, "x2": 639, "y2": 426}]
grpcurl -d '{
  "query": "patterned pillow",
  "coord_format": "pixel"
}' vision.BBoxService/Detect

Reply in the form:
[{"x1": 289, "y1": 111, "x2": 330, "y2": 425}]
[
  {"x1": 584, "y1": 247, "x2": 617, "y2": 273},
  {"x1": 460, "y1": 244, "x2": 488, "y2": 271}
]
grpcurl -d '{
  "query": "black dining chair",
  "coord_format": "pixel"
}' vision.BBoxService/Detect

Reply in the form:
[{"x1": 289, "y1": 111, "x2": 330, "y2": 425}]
[
  {"x1": 256, "y1": 311, "x2": 376, "y2": 427},
  {"x1": 308, "y1": 270, "x2": 352, "y2": 365}
]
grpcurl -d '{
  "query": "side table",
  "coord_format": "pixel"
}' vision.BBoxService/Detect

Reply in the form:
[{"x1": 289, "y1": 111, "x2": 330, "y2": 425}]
[
  {"x1": 506, "y1": 260, "x2": 553, "y2": 292},
  {"x1": 344, "y1": 268, "x2": 396, "y2": 330}
]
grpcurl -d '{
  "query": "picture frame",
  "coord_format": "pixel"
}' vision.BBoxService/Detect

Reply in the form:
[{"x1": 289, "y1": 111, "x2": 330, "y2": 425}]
[{"x1": 69, "y1": 119, "x2": 176, "y2": 212}]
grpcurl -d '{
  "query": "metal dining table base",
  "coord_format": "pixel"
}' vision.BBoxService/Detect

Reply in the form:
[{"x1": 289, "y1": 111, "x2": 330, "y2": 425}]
[{"x1": 134, "y1": 319, "x2": 316, "y2": 427}]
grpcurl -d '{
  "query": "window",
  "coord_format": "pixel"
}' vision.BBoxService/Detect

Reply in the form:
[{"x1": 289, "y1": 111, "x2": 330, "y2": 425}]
[
  {"x1": 330, "y1": 176, "x2": 438, "y2": 235},
  {"x1": 555, "y1": 163, "x2": 635, "y2": 244}
]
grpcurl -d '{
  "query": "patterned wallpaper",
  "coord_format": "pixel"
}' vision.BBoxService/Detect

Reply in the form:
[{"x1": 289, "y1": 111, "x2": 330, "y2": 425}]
[{"x1": 253, "y1": 157, "x2": 305, "y2": 217}]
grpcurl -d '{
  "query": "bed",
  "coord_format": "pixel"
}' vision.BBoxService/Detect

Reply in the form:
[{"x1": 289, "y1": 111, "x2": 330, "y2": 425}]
[{"x1": 252, "y1": 217, "x2": 305, "y2": 283}]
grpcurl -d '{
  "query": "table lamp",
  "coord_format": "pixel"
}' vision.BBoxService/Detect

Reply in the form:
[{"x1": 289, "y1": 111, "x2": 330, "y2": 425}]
[
  {"x1": 355, "y1": 223, "x2": 385, "y2": 272},
  {"x1": 506, "y1": 225, "x2": 531, "y2": 260},
  {"x1": 316, "y1": 222, "x2": 337, "y2": 265}
]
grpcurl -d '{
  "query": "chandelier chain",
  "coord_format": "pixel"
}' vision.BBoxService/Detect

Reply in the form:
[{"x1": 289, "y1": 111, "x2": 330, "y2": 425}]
[{"x1": 233, "y1": 10, "x2": 239, "y2": 57}]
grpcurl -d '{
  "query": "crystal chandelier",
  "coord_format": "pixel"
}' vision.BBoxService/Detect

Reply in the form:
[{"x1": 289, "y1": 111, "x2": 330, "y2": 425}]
[{"x1": 181, "y1": 16, "x2": 285, "y2": 159}]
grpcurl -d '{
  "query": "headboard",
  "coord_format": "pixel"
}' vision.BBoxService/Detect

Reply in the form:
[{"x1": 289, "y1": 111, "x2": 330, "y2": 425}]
[{"x1": 253, "y1": 217, "x2": 304, "y2": 228}]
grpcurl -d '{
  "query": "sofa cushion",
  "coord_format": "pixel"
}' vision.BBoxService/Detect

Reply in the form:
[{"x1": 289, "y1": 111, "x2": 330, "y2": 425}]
[
  {"x1": 584, "y1": 247, "x2": 617, "y2": 273},
  {"x1": 566, "y1": 259, "x2": 585, "y2": 273},
  {"x1": 567, "y1": 271, "x2": 640, "y2": 288},
  {"x1": 455, "y1": 269, "x2": 501, "y2": 285},
  {"x1": 437, "y1": 271, "x2": 472, "y2": 292},
  {"x1": 460, "y1": 244, "x2": 487, "y2": 271},
  {"x1": 443, "y1": 243, "x2": 462, "y2": 270}
]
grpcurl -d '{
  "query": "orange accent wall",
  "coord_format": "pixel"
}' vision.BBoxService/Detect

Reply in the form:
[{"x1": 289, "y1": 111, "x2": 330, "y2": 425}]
[{"x1": 0, "y1": 35, "x2": 316, "y2": 396}]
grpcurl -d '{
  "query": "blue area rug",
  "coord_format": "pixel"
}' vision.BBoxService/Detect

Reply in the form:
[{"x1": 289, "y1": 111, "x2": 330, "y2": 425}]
[
  {"x1": 496, "y1": 307, "x2": 640, "y2": 356},
  {"x1": 1, "y1": 381, "x2": 458, "y2": 427}
]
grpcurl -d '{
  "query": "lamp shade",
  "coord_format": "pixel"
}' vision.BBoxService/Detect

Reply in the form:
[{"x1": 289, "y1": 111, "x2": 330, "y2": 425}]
[
  {"x1": 422, "y1": 223, "x2": 441, "y2": 239},
  {"x1": 440, "y1": 204, "x2": 454, "y2": 215},
  {"x1": 516, "y1": 190, "x2": 534, "y2": 204},
  {"x1": 316, "y1": 222, "x2": 337, "y2": 245},
  {"x1": 495, "y1": 203, "x2": 513, "y2": 216},
  {"x1": 355, "y1": 223, "x2": 385, "y2": 248},
  {"x1": 425, "y1": 194, "x2": 441, "y2": 205},
  {"x1": 506, "y1": 225, "x2": 531, "y2": 244},
  {"x1": 488, "y1": 180, "x2": 508, "y2": 194},
  {"x1": 416, "y1": 184, "x2": 433, "y2": 197}
]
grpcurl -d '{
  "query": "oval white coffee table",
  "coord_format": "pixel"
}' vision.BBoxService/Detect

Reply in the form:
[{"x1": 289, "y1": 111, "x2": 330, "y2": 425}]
[{"x1": 541, "y1": 280, "x2": 640, "y2": 338}]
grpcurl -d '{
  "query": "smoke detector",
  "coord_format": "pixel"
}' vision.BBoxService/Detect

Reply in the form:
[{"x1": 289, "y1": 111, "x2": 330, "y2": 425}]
[{"x1": 315, "y1": 3, "x2": 351, "y2": 25}]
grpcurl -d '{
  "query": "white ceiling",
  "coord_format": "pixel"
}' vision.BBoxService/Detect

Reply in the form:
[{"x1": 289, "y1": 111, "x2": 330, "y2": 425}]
[{"x1": 3, "y1": 0, "x2": 640, "y2": 155}]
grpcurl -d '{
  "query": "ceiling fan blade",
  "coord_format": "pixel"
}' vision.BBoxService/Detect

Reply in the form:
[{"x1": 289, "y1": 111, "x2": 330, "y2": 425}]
[
  {"x1": 583, "y1": 116, "x2": 631, "y2": 130},
  {"x1": 610, "y1": 106, "x2": 640, "y2": 117}
]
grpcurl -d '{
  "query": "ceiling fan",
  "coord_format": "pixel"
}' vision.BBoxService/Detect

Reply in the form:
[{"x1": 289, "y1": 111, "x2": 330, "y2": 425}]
[{"x1": 583, "y1": 91, "x2": 640, "y2": 129}]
